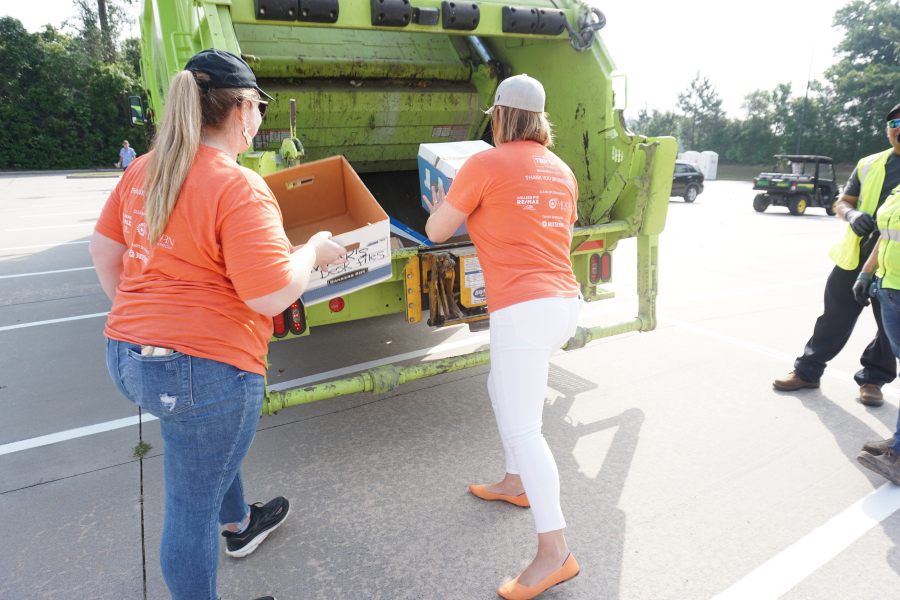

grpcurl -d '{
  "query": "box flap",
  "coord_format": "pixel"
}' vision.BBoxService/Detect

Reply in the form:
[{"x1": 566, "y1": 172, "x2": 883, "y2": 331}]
[{"x1": 264, "y1": 155, "x2": 388, "y2": 247}]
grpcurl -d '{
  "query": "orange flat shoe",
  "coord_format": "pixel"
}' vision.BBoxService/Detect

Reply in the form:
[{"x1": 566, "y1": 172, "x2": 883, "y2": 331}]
[
  {"x1": 469, "y1": 484, "x2": 530, "y2": 507},
  {"x1": 497, "y1": 553, "x2": 580, "y2": 600}
]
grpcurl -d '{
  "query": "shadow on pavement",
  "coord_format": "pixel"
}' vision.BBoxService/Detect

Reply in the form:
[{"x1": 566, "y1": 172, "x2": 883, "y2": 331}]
[
  {"x1": 544, "y1": 364, "x2": 645, "y2": 600},
  {"x1": 796, "y1": 388, "x2": 900, "y2": 576}
]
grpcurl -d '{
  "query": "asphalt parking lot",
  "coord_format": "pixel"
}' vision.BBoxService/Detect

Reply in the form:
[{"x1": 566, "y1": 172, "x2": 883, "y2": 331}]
[{"x1": 2, "y1": 174, "x2": 900, "y2": 600}]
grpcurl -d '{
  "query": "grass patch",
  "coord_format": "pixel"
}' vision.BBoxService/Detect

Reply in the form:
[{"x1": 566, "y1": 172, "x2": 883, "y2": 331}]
[{"x1": 133, "y1": 441, "x2": 152, "y2": 458}]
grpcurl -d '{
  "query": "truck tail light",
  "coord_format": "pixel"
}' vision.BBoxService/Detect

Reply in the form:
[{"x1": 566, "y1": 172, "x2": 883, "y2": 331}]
[
  {"x1": 288, "y1": 301, "x2": 306, "y2": 335},
  {"x1": 272, "y1": 312, "x2": 287, "y2": 338},
  {"x1": 600, "y1": 251, "x2": 612, "y2": 282},
  {"x1": 590, "y1": 254, "x2": 600, "y2": 284},
  {"x1": 329, "y1": 297, "x2": 345, "y2": 312}
]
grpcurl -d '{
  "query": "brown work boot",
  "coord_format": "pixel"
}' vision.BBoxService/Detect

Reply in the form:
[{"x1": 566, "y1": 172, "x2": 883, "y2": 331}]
[
  {"x1": 859, "y1": 384, "x2": 885, "y2": 407},
  {"x1": 858, "y1": 448, "x2": 900, "y2": 484},
  {"x1": 773, "y1": 371, "x2": 820, "y2": 391},
  {"x1": 862, "y1": 438, "x2": 896, "y2": 456}
]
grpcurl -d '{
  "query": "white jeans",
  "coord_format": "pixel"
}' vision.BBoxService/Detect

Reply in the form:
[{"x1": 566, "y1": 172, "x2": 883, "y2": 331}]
[{"x1": 487, "y1": 295, "x2": 582, "y2": 533}]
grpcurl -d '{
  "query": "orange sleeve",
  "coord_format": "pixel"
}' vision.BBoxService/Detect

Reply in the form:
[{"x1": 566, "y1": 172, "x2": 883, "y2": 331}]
[
  {"x1": 444, "y1": 154, "x2": 488, "y2": 215},
  {"x1": 95, "y1": 181, "x2": 125, "y2": 244},
  {"x1": 219, "y1": 186, "x2": 293, "y2": 301}
]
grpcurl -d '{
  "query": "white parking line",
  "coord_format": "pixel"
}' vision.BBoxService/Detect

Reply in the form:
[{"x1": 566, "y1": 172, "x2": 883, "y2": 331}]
[
  {"x1": 0, "y1": 413, "x2": 158, "y2": 457},
  {"x1": 0, "y1": 241, "x2": 90, "y2": 252},
  {"x1": 0, "y1": 312, "x2": 108, "y2": 332},
  {"x1": 0, "y1": 303, "x2": 626, "y2": 455},
  {"x1": 6, "y1": 223, "x2": 96, "y2": 231},
  {"x1": 0, "y1": 266, "x2": 95, "y2": 280},
  {"x1": 21, "y1": 210, "x2": 101, "y2": 218},
  {"x1": 711, "y1": 483, "x2": 900, "y2": 600}
]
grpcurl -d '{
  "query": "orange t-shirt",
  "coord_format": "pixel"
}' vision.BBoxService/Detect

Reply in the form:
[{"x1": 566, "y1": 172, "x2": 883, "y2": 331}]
[
  {"x1": 444, "y1": 140, "x2": 580, "y2": 312},
  {"x1": 95, "y1": 145, "x2": 293, "y2": 375}
]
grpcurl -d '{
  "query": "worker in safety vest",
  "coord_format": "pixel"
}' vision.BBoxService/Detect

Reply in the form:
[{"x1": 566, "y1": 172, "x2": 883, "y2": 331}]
[
  {"x1": 773, "y1": 103, "x2": 900, "y2": 405},
  {"x1": 852, "y1": 181, "x2": 900, "y2": 481}
]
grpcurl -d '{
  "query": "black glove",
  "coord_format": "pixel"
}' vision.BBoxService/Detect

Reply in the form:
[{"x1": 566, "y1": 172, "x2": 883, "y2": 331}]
[
  {"x1": 847, "y1": 209, "x2": 876, "y2": 237},
  {"x1": 853, "y1": 273, "x2": 875, "y2": 306}
]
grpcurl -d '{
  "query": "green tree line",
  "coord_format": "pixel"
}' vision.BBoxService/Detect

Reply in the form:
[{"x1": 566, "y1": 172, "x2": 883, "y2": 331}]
[
  {"x1": 629, "y1": 0, "x2": 900, "y2": 165},
  {"x1": 0, "y1": 0, "x2": 148, "y2": 171}
]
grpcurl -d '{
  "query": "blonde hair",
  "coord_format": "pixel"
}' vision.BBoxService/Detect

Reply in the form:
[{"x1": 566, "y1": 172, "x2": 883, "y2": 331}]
[
  {"x1": 143, "y1": 71, "x2": 258, "y2": 246},
  {"x1": 491, "y1": 106, "x2": 554, "y2": 147}
]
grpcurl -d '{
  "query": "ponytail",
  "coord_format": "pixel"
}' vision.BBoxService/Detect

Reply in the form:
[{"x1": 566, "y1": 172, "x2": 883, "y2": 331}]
[{"x1": 144, "y1": 71, "x2": 201, "y2": 246}]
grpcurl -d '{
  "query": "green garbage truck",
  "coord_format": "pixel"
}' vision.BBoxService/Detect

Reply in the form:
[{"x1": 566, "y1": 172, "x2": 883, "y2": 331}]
[{"x1": 133, "y1": 0, "x2": 677, "y2": 412}]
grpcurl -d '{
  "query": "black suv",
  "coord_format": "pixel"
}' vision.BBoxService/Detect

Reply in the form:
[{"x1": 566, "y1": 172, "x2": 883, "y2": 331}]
[{"x1": 672, "y1": 161, "x2": 705, "y2": 202}]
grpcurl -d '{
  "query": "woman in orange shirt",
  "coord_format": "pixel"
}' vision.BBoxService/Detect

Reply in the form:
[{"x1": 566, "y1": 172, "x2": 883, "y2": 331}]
[
  {"x1": 425, "y1": 75, "x2": 582, "y2": 600},
  {"x1": 89, "y1": 49, "x2": 345, "y2": 600}
]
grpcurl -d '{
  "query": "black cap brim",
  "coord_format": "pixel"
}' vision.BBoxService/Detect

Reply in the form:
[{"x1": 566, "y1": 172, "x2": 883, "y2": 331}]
[
  {"x1": 257, "y1": 87, "x2": 274, "y2": 102},
  {"x1": 887, "y1": 103, "x2": 900, "y2": 122}
]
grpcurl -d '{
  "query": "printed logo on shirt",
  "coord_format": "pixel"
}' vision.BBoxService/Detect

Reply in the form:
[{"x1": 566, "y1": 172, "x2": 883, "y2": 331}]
[
  {"x1": 136, "y1": 222, "x2": 148, "y2": 238},
  {"x1": 541, "y1": 220, "x2": 567, "y2": 228},
  {"x1": 158, "y1": 234, "x2": 175, "y2": 250},
  {"x1": 533, "y1": 156, "x2": 555, "y2": 168},
  {"x1": 130, "y1": 187, "x2": 145, "y2": 197}
]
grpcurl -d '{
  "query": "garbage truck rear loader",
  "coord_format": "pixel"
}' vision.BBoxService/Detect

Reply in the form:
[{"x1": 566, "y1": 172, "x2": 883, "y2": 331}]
[{"x1": 135, "y1": 0, "x2": 677, "y2": 411}]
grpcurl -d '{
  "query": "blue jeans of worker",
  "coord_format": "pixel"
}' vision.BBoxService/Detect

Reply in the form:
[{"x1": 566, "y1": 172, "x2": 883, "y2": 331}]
[
  {"x1": 875, "y1": 286, "x2": 900, "y2": 455},
  {"x1": 105, "y1": 337, "x2": 264, "y2": 600}
]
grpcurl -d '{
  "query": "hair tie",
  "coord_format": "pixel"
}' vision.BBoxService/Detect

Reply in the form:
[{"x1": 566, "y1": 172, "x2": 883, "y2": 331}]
[{"x1": 190, "y1": 70, "x2": 210, "y2": 92}]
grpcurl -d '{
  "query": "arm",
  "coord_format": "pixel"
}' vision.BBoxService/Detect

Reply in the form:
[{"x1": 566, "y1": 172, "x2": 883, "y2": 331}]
[
  {"x1": 861, "y1": 238, "x2": 881, "y2": 276},
  {"x1": 89, "y1": 230, "x2": 127, "y2": 301},
  {"x1": 425, "y1": 200, "x2": 468, "y2": 243},
  {"x1": 835, "y1": 193, "x2": 860, "y2": 221},
  {"x1": 243, "y1": 232, "x2": 346, "y2": 317},
  {"x1": 852, "y1": 238, "x2": 881, "y2": 307}
]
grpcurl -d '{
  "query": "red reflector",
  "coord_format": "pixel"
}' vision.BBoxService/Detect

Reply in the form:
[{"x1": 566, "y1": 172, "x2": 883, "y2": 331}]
[
  {"x1": 329, "y1": 297, "x2": 345, "y2": 312},
  {"x1": 576, "y1": 239, "x2": 604, "y2": 252},
  {"x1": 288, "y1": 301, "x2": 306, "y2": 335},
  {"x1": 273, "y1": 313, "x2": 286, "y2": 335},
  {"x1": 589, "y1": 254, "x2": 600, "y2": 284},
  {"x1": 600, "y1": 252, "x2": 612, "y2": 282}
]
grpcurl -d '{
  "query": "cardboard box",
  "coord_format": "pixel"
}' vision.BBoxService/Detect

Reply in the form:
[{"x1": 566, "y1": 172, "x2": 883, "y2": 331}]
[
  {"x1": 418, "y1": 140, "x2": 493, "y2": 236},
  {"x1": 264, "y1": 156, "x2": 391, "y2": 306}
]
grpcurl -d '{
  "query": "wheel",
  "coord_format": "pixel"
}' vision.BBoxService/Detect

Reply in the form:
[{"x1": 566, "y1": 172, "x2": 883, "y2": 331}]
[
  {"x1": 789, "y1": 194, "x2": 808, "y2": 216},
  {"x1": 825, "y1": 194, "x2": 838, "y2": 216},
  {"x1": 753, "y1": 194, "x2": 769, "y2": 213},
  {"x1": 684, "y1": 185, "x2": 699, "y2": 203}
]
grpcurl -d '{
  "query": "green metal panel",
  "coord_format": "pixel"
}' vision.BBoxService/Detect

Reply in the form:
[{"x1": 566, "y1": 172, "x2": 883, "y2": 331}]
[
  {"x1": 249, "y1": 79, "x2": 484, "y2": 170},
  {"x1": 235, "y1": 25, "x2": 473, "y2": 80}
]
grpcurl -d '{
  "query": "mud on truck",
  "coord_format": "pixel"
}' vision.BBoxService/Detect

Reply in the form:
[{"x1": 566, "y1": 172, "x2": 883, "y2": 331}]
[{"x1": 132, "y1": 0, "x2": 678, "y2": 412}]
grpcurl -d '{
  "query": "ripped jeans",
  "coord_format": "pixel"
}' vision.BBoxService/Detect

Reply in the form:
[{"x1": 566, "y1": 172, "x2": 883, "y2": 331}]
[{"x1": 105, "y1": 337, "x2": 264, "y2": 600}]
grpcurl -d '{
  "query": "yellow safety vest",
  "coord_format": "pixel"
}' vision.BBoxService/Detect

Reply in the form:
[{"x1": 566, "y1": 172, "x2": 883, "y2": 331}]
[
  {"x1": 830, "y1": 148, "x2": 896, "y2": 269},
  {"x1": 876, "y1": 186, "x2": 900, "y2": 289}
]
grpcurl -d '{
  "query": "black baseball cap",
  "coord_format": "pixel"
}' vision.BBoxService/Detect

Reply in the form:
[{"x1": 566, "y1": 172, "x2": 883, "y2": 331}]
[
  {"x1": 887, "y1": 103, "x2": 900, "y2": 122},
  {"x1": 184, "y1": 49, "x2": 273, "y2": 101}
]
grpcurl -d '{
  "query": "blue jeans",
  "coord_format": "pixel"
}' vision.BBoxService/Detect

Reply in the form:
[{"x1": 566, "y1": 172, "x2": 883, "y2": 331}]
[
  {"x1": 876, "y1": 286, "x2": 900, "y2": 453},
  {"x1": 106, "y1": 338, "x2": 264, "y2": 600}
]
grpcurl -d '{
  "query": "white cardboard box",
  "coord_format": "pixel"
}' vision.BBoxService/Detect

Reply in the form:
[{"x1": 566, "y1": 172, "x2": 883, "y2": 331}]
[
  {"x1": 418, "y1": 140, "x2": 493, "y2": 236},
  {"x1": 264, "y1": 156, "x2": 392, "y2": 306}
]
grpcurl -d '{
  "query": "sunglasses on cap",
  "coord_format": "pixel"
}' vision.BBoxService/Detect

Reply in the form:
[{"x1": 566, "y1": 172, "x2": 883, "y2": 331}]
[
  {"x1": 238, "y1": 98, "x2": 268, "y2": 120},
  {"x1": 889, "y1": 118, "x2": 900, "y2": 129}
]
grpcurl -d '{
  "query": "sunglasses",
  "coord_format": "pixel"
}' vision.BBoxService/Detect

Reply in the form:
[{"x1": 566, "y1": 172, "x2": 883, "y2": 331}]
[
  {"x1": 239, "y1": 98, "x2": 268, "y2": 120},
  {"x1": 889, "y1": 119, "x2": 900, "y2": 129}
]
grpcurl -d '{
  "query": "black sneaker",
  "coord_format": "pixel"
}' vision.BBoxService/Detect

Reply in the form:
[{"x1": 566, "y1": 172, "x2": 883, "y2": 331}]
[
  {"x1": 222, "y1": 497, "x2": 291, "y2": 558},
  {"x1": 252, "y1": 597, "x2": 276, "y2": 600}
]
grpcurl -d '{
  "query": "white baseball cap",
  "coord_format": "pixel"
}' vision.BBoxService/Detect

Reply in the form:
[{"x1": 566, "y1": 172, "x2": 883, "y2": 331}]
[{"x1": 485, "y1": 74, "x2": 546, "y2": 114}]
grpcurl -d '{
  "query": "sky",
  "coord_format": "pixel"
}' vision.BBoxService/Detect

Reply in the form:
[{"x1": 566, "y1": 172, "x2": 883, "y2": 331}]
[{"x1": 4, "y1": 0, "x2": 853, "y2": 120}]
